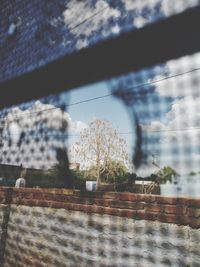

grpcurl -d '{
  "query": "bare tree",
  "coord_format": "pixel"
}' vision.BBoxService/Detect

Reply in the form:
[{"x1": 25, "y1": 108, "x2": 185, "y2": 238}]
[{"x1": 72, "y1": 119, "x2": 128, "y2": 189}]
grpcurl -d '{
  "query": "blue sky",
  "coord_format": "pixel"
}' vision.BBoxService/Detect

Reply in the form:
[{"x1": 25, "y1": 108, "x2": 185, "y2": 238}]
[
  {"x1": 66, "y1": 50, "x2": 200, "y2": 175},
  {"x1": 68, "y1": 81, "x2": 132, "y2": 132},
  {"x1": 1, "y1": 0, "x2": 200, "y2": 175},
  {"x1": 67, "y1": 81, "x2": 135, "y2": 163}
]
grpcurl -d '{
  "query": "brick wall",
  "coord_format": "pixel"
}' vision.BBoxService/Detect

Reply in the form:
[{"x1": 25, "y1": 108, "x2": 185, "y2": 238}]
[
  {"x1": 7, "y1": 187, "x2": 200, "y2": 228},
  {"x1": 0, "y1": 187, "x2": 199, "y2": 266}
]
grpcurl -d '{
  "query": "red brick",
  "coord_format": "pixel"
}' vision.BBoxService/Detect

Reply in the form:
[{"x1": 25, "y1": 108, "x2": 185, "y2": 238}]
[
  {"x1": 59, "y1": 202, "x2": 91, "y2": 213},
  {"x1": 12, "y1": 187, "x2": 75, "y2": 195},
  {"x1": 101, "y1": 207, "x2": 120, "y2": 216},
  {"x1": 110, "y1": 200, "x2": 144, "y2": 210},
  {"x1": 158, "y1": 213, "x2": 189, "y2": 225},
  {"x1": 145, "y1": 204, "x2": 163, "y2": 213},
  {"x1": 113, "y1": 192, "x2": 138, "y2": 202},
  {"x1": 39, "y1": 195, "x2": 144, "y2": 211},
  {"x1": 50, "y1": 201, "x2": 121, "y2": 217},
  {"x1": 12, "y1": 198, "x2": 38, "y2": 206},
  {"x1": 188, "y1": 217, "x2": 200, "y2": 228},
  {"x1": 31, "y1": 192, "x2": 45, "y2": 200},
  {"x1": 57, "y1": 189, "x2": 76, "y2": 195},
  {"x1": 188, "y1": 199, "x2": 200, "y2": 208},
  {"x1": 0, "y1": 187, "x2": 7, "y2": 193},
  {"x1": 119, "y1": 209, "x2": 137, "y2": 218},
  {"x1": 156, "y1": 196, "x2": 177, "y2": 205},
  {"x1": 77, "y1": 197, "x2": 111, "y2": 208},
  {"x1": 7, "y1": 187, "x2": 200, "y2": 227},
  {"x1": 101, "y1": 192, "x2": 118, "y2": 199},
  {"x1": 51, "y1": 201, "x2": 68, "y2": 209},
  {"x1": 71, "y1": 197, "x2": 144, "y2": 210},
  {"x1": 74, "y1": 191, "x2": 114, "y2": 199},
  {"x1": 13, "y1": 187, "x2": 41, "y2": 194},
  {"x1": 137, "y1": 194, "x2": 156, "y2": 203},
  {"x1": 163, "y1": 205, "x2": 186, "y2": 215},
  {"x1": 32, "y1": 261, "x2": 45, "y2": 267},
  {"x1": 176, "y1": 197, "x2": 190, "y2": 205},
  {"x1": 12, "y1": 198, "x2": 20, "y2": 205},
  {"x1": 136, "y1": 211, "x2": 157, "y2": 221},
  {"x1": 0, "y1": 193, "x2": 6, "y2": 203},
  {"x1": 43, "y1": 193, "x2": 70, "y2": 202},
  {"x1": 24, "y1": 199, "x2": 39, "y2": 206},
  {"x1": 37, "y1": 200, "x2": 53, "y2": 207},
  {"x1": 13, "y1": 192, "x2": 34, "y2": 200},
  {"x1": 0, "y1": 204, "x2": 7, "y2": 209},
  {"x1": 187, "y1": 207, "x2": 200, "y2": 218}
]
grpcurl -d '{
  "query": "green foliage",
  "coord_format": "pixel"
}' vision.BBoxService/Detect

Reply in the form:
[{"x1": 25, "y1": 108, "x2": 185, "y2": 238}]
[
  {"x1": 85, "y1": 165, "x2": 99, "y2": 181},
  {"x1": 26, "y1": 170, "x2": 63, "y2": 188},
  {"x1": 70, "y1": 169, "x2": 90, "y2": 189},
  {"x1": 157, "y1": 166, "x2": 179, "y2": 183},
  {"x1": 101, "y1": 160, "x2": 129, "y2": 183},
  {"x1": 1, "y1": 178, "x2": 16, "y2": 187},
  {"x1": 189, "y1": 171, "x2": 197, "y2": 176},
  {"x1": 70, "y1": 161, "x2": 130, "y2": 188},
  {"x1": 24, "y1": 167, "x2": 89, "y2": 189},
  {"x1": 72, "y1": 119, "x2": 128, "y2": 188}
]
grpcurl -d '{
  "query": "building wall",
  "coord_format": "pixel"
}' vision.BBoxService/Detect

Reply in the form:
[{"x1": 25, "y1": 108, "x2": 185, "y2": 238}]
[{"x1": 0, "y1": 187, "x2": 199, "y2": 266}]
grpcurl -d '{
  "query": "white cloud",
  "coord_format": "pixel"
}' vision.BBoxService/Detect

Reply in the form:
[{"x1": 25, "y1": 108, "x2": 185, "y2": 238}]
[
  {"x1": 122, "y1": 0, "x2": 159, "y2": 29},
  {"x1": 133, "y1": 16, "x2": 149, "y2": 28},
  {"x1": 123, "y1": 0, "x2": 160, "y2": 13},
  {"x1": 123, "y1": 0, "x2": 199, "y2": 28},
  {"x1": 136, "y1": 163, "x2": 159, "y2": 177},
  {"x1": 63, "y1": 0, "x2": 120, "y2": 48},
  {"x1": 161, "y1": 0, "x2": 199, "y2": 16},
  {"x1": 75, "y1": 39, "x2": 89, "y2": 50},
  {"x1": 167, "y1": 96, "x2": 200, "y2": 125},
  {"x1": 142, "y1": 95, "x2": 200, "y2": 174},
  {"x1": 155, "y1": 52, "x2": 200, "y2": 98},
  {"x1": 142, "y1": 120, "x2": 166, "y2": 132},
  {"x1": 61, "y1": 0, "x2": 199, "y2": 51},
  {"x1": 123, "y1": 0, "x2": 199, "y2": 16},
  {"x1": 69, "y1": 120, "x2": 87, "y2": 133},
  {"x1": 111, "y1": 25, "x2": 120, "y2": 35},
  {"x1": 0, "y1": 101, "x2": 87, "y2": 169}
]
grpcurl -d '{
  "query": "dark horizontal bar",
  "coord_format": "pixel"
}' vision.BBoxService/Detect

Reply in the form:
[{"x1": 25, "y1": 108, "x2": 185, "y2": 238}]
[{"x1": 0, "y1": 6, "x2": 200, "y2": 108}]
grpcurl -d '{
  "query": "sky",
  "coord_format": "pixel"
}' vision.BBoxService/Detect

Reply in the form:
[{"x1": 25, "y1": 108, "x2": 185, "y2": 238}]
[
  {"x1": 1, "y1": 0, "x2": 200, "y2": 176},
  {"x1": 67, "y1": 81, "x2": 134, "y2": 169},
  {"x1": 2, "y1": 51, "x2": 200, "y2": 176}
]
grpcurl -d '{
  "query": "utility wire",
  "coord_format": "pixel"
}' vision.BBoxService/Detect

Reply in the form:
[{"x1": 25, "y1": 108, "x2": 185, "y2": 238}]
[
  {"x1": 0, "y1": 67, "x2": 200, "y2": 122},
  {"x1": 69, "y1": 6, "x2": 109, "y2": 32},
  {"x1": 67, "y1": 127, "x2": 200, "y2": 135},
  {"x1": 3, "y1": 126, "x2": 200, "y2": 137},
  {"x1": 0, "y1": 66, "x2": 200, "y2": 122},
  {"x1": 143, "y1": 126, "x2": 200, "y2": 133},
  {"x1": 66, "y1": 66, "x2": 200, "y2": 107}
]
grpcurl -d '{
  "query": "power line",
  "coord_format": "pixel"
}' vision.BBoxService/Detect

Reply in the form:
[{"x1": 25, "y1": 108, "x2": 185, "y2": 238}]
[
  {"x1": 69, "y1": 6, "x2": 109, "y2": 32},
  {"x1": 143, "y1": 126, "x2": 200, "y2": 133},
  {"x1": 2, "y1": 122, "x2": 200, "y2": 137},
  {"x1": 0, "y1": 66, "x2": 200, "y2": 122},
  {"x1": 68, "y1": 126, "x2": 200, "y2": 136},
  {"x1": 68, "y1": 93, "x2": 113, "y2": 106},
  {"x1": 119, "y1": 126, "x2": 200, "y2": 134},
  {"x1": 126, "y1": 67, "x2": 200, "y2": 89},
  {"x1": 1, "y1": 6, "x2": 200, "y2": 110},
  {"x1": 4, "y1": 126, "x2": 200, "y2": 137},
  {"x1": 67, "y1": 66, "x2": 200, "y2": 107}
]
